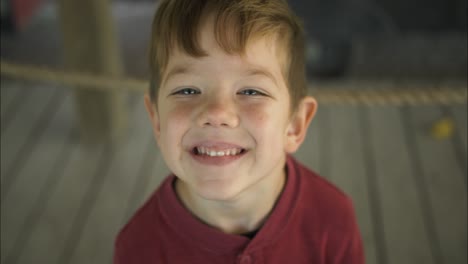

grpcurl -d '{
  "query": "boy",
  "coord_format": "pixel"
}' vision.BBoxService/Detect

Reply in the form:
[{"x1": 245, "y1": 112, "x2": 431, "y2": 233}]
[{"x1": 114, "y1": 0, "x2": 365, "y2": 263}]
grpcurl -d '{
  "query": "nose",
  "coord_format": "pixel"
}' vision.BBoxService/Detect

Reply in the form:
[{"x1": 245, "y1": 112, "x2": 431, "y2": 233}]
[{"x1": 196, "y1": 97, "x2": 239, "y2": 128}]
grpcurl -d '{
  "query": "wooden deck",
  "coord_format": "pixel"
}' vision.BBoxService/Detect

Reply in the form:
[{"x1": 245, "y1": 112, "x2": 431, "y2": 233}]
[
  {"x1": 1, "y1": 2, "x2": 467, "y2": 264},
  {"x1": 1, "y1": 79, "x2": 466, "y2": 264}
]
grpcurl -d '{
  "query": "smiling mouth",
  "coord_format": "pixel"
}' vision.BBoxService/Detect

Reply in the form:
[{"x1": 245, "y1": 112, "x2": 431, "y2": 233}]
[{"x1": 192, "y1": 147, "x2": 246, "y2": 157}]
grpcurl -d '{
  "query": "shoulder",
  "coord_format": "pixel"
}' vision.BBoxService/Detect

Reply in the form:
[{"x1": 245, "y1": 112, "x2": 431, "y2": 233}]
[
  {"x1": 290, "y1": 157, "x2": 357, "y2": 231},
  {"x1": 115, "y1": 190, "x2": 159, "y2": 250},
  {"x1": 114, "y1": 178, "x2": 171, "y2": 262},
  {"x1": 290, "y1": 158, "x2": 364, "y2": 261}
]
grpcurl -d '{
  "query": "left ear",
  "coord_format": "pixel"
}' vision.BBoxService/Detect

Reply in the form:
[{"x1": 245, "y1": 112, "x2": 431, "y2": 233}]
[{"x1": 285, "y1": 96, "x2": 318, "y2": 153}]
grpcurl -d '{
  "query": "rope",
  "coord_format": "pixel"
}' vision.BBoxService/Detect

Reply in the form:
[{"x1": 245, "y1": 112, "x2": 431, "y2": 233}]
[
  {"x1": 1, "y1": 60, "x2": 467, "y2": 106},
  {"x1": 1, "y1": 61, "x2": 146, "y2": 92}
]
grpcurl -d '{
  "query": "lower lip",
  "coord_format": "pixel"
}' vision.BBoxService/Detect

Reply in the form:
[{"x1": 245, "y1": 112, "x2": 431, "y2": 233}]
[{"x1": 189, "y1": 151, "x2": 246, "y2": 166}]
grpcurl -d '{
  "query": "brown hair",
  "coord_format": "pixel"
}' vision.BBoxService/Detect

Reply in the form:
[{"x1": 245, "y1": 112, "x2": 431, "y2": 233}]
[{"x1": 149, "y1": 0, "x2": 307, "y2": 112}]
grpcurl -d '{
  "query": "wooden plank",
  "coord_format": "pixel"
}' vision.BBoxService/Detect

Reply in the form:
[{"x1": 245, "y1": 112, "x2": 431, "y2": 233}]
[
  {"x1": 0, "y1": 85, "x2": 58, "y2": 188},
  {"x1": 325, "y1": 105, "x2": 378, "y2": 264},
  {"x1": 405, "y1": 106, "x2": 467, "y2": 264},
  {"x1": 1, "y1": 91, "x2": 74, "y2": 264},
  {"x1": 134, "y1": 146, "x2": 169, "y2": 220},
  {"x1": 0, "y1": 81, "x2": 25, "y2": 121},
  {"x1": 368, "y1": 106, "x2": 436, "y2": 264},
  {"x1": 121, "y1": 139, "x2": 166, "y2": 222},
  {"x1": 66, "y1": 97, "x2": 154, "y2": 264},
  {"x1": 1, "y1": 87, "x2": 64, "y2": 198},
  {"x1": 316, "y1": 106, "x2": 332, "y2": 178},
  {"x1": 450, "y1": 104, "x2": 467, "y2": 153},
  {"x1": 0, "y1": 83, "x2": 40, "y2": 133},
  {"x1": 447, "y1": 104, "x2": 467, "y2": 184},
  {"x1": 15, "y1": 141, "x2": 107, "y2": 264}
]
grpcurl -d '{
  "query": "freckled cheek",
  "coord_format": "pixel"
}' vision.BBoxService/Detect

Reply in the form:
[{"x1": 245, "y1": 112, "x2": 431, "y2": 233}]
[
  {"x1": 239, "y1": 103, "x2": 264, "y2": 122},
  {"x1": 245, "y1": 106, "x2": 286, "y2": 137},
  {"x1": 159, "y1": 105, "x2": 194, "y2": 140},
  {"x1": 241, "y1": 103, "x2": 290, "y2": 146},
  {"x1": 240, "y1": 103, "x2": 283, "y2": 128},
  {"x1": 162, "y1": 103, "x2": 193, "y2": 122}
]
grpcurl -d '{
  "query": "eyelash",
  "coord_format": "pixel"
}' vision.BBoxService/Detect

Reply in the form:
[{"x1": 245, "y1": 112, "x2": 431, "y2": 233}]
[
  {"x1": 171, "y1": 88, "x2": 200, "y2": 95},
  {"x1": 170, "y1": 88, "x2": 267, "y2": 97},
  {"x1": 238, "y1": 89, "x2": 267, "y2": 96}
]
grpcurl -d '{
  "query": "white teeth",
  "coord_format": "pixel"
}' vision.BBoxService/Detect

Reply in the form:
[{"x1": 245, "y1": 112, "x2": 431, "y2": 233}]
[
  {"x1": 196, "y1": 147, "x2": 205, "y2": 154},
  {"x1": 196, "y1": 147, "x2": 243, "y2": 156}
]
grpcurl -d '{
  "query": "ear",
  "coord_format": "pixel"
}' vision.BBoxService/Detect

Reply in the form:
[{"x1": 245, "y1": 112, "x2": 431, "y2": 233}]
[
  {"x1": 285, "y1": 96, "x2": 318, "y2": 153},
  {"x1": 144, "y1": 93, "x2": 161, "y2": 142}
]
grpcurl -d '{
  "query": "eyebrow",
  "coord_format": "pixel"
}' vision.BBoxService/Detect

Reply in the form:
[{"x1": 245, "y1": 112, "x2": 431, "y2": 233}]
[
  {"x1": 162, "y1": 64, "x2": 195, "y2": 86},
  {"x1": 244, "y1": 66, "x2": 279, "y2": 87},
  {"x1": 162, "y1": 64, "x2": 279, "y2": 87}
]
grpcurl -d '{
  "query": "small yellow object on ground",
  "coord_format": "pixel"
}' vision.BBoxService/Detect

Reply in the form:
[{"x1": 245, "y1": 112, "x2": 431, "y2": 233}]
[{"x1": 430, "y1": 117, "x2": 455, "y2": 140}]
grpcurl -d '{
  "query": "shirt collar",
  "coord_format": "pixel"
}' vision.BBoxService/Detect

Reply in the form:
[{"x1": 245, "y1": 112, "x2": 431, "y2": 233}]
[{"x1": 157, "y1": 155, "x2": 301, "y2": 254}]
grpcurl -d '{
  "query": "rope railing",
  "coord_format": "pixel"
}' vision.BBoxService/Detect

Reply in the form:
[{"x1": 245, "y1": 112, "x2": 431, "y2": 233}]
[
  {"x1": 1, "y1": 60, "x2": 467, "y2": 106},
  {"x1": 1, "y1": 61, "x2": 146, "y2": 92}
]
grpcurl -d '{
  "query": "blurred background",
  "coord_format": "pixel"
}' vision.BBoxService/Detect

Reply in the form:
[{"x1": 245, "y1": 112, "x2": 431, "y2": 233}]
[{"x1": 1, "y1": 0, "x2": 467, "y2": 264}]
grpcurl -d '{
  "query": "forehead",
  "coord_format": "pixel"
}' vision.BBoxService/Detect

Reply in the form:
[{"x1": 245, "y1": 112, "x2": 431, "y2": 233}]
[{"x1": 162, "y1": 22, "x2": 288, "y2": 86}]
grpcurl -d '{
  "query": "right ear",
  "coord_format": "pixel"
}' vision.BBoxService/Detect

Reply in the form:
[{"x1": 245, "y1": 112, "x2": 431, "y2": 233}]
[{"x1": 144, "y1": 93, "x2": 161, "y2": 142}]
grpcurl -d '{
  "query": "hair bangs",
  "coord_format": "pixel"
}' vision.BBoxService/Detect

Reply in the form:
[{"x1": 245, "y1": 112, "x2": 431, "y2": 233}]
[{"x1": 149, "y1": 0, "x2": 306, "y2": 111}]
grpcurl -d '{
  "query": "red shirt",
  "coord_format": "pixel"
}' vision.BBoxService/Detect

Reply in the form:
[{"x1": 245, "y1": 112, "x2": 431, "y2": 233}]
[{"x1": 114, "y1": 155, "x2": 365, "y2": 264}]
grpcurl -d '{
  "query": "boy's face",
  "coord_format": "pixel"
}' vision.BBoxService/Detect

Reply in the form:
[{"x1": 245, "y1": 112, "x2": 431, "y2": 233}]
[{"x1": 145, "y1": 21, "x2": 316, "y2": 201}]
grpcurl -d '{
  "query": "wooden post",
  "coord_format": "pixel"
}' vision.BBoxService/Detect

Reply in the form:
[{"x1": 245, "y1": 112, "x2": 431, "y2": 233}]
[{"x1": 57, "y1": 0, "x2": 127, "y2": 144}]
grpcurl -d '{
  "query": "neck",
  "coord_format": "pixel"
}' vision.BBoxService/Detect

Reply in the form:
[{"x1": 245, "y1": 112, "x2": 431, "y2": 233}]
[{"x1": 175, "y1": 168, "x2": 286, "y2": 235}]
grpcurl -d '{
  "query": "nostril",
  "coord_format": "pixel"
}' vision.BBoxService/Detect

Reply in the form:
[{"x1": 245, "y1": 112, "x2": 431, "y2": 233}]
[
  {"x1": 197, "y1": 106, "x2": 239, "y2": 128},
  {"x1": 203, "y1": 120, "x2": 230, "y2": 126},
  {"x1": 203, "y1": 121, "x2": 227, "y2": 127}
]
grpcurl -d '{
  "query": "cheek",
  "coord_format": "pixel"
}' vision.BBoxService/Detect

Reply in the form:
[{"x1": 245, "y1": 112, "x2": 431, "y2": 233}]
[
  {"x1": 242, "y1": 104, "x2": 269, "y2": 123},
  {"x1": 241, "y1": 102, "x2": 289, "y2": 134},
  {"x1": 158, "y1": 105, "x2": 194, "y2": 149},
  {"x1": 161, "y1": 104, "x2": 193, "y2": 129}
]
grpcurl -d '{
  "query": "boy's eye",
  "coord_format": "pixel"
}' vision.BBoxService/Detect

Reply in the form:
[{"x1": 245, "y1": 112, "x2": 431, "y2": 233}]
[
  {"x1": 171, "y1": 88, "x2": 200, "y2": 96},
  {"x1": 238, "y1": 89, "x2": 266, "y2": 96}
]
